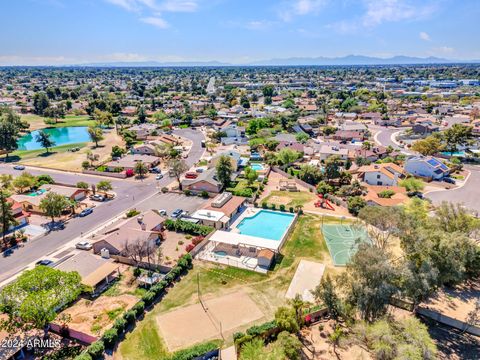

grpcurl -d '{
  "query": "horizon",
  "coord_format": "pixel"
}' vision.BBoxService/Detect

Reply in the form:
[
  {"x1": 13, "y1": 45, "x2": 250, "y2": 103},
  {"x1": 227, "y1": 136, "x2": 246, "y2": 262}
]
[{"x1": 1, "y1": 0, "x2": 479, "y2": 66}]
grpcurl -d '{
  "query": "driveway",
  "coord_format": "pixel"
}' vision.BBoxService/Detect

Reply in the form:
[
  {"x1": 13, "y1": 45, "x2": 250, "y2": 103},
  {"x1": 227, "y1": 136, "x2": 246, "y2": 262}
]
[
  {"x1": 0, "y1": 128, "x2": 205, "y2": 283},
  {"x1": 426, "y1": 165, "x2": 480, "y2": 214}
]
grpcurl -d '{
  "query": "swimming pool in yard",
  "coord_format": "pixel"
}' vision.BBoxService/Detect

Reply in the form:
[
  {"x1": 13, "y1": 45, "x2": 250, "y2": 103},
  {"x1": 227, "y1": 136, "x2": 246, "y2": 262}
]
[
  {"x1": 236, "y1": 210, "x2": 295, "y2": 241},
  {"x1": 250, "y1": 163, "x2": 265, "y2": 171}
]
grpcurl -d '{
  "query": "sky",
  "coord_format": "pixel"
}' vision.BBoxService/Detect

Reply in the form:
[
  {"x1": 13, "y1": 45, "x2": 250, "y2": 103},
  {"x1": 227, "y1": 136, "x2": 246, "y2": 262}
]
[{"x1": 1, "y1": 0, "x2": 479, "y2": 65}]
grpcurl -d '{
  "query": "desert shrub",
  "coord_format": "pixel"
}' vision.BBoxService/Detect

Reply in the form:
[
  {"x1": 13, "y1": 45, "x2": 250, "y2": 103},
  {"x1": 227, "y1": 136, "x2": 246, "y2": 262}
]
[
  {"x1": 123, "y1": 310, "x2": 136, "y2": 324},
  {"x1": 87, "y1": 341, "x2": 104, "y2": 359},
  {"x1": 141, "y1": 291, "x2": 156, "y2": 306},
  {"x1": 102, "y1": 328, "x2": 118, "y2": 348},
  {"x1": 131, "y1": 301, "x2": 145, "y2": 316},
  {"x1": 113, "y1": 317, "x2": 127, "y2": 333}
]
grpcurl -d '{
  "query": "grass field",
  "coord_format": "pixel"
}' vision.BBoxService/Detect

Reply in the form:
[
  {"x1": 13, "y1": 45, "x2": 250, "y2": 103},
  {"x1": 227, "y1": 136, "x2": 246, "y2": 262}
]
[
  {"x1": 21, "y1": 114, "x2": 95, "y2": 130},
  {"x1": 118, "y1": 213, "x2": 345, "y2": 359},
  {"x1": 9, "y1": 142, "x2": 87, "y2": 161}
]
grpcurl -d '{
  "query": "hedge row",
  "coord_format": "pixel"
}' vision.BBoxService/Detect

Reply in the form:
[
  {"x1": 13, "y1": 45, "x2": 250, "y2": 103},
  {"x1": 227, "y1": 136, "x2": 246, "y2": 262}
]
[
  {"x1": 169, "y1": 340, "x2": 220, "y2": 360},
  {"x1": 74, "y1": 253, "x2": 193, "y2": 360},
  {"x1": 233, "y1": 319, "x2": 279, "y2": 348},
  {"x1": 164, "y1": 219, "x2": 214, "y2": 236}
]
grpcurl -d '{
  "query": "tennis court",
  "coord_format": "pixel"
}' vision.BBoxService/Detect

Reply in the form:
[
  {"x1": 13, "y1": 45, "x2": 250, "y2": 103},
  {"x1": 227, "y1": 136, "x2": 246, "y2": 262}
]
[{"x1": 321, "y1": 223, "x2": 370, "y2": 266}]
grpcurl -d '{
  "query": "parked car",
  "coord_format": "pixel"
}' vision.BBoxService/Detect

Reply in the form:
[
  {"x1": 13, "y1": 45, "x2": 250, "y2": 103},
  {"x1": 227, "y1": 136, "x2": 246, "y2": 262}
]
[
  {"x1": 407, "y1": 191, "x2": 424, "y2": 199},
  {"x1": 90, "y1": 194, "x2": 106, "y2": 202},
  {"x1": 13, "y1": 165, "x2": 25, "y2": 170},
  {"x1": 75, "y1": 241, "x2": 93, "y2": 250},
  {"x1": 195, "y1": 168, "x2": 204, "y2": 173},
  {"x1": 185, "y1": 172, "x2": 198, "y2": 179},
  {"x1": 36, "y1": 259, "x2": 54, "y2": 267},
  {"x1": 156, "y1": 174, "x2": 164, "y2": 180},
  {"x1": 443, "y1": 177, "x2": 456, "y2": 184},
  {"x1": 171, "y1": 209, "x2": 183, "y2": 218},
  {"x1": 79, "y1": 208, "x2": 93, "y2": 217},
  {"x1": 158, "y1": 209, "x2": 167, "y2": 216},
  {"x1": 150, "y1": 167, "x2": 162, "y2": 174},
  {"x1": 2, "y1": 248, "x2": 13, "y2": 257}
]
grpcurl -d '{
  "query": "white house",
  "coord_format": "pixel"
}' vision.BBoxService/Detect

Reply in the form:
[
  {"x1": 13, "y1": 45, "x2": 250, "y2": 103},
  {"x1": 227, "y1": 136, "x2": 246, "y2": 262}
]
[
  {"x1": 357, "y1": 163, "x2": 406, "y2": 186},
  {"x1": 404, "y1": 156, "x2": 450, "y2": 180},
  {"x1": 318, "y1": 145, "x2": 349, "y2": 161}
]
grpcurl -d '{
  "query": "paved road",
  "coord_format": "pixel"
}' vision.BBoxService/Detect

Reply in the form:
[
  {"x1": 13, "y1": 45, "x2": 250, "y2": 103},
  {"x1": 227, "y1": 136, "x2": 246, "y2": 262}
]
[
  {"x1": 370, "y1": 125, "x2": 413, "y2": 154},
  {"x1": 425, "y1": 165, "x2": 480, "y2": 214},
  {"x1": 0, "y1": 128, "x2": 205, "y2": 282}
]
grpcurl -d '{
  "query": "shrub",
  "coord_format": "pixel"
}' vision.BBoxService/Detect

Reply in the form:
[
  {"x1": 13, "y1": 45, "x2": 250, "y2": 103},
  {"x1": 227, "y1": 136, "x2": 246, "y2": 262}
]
[
  {"x1": 113, "y1": 317, "x2": 127, "y2": 333},
  {"x1": 37, "y1": 174, "x2": 54, "y2": 184},
  {"x1": 141, "y1": 291, "x2": 156, "y2": 306},
  {"x1": 87, "y1": 340, "x2": 105, "y2": 359},
  {"x1": 261, "y1": 202, "x2": 268, "y2": 209},
  {"x1": 186, "y1": 243, "x2": 195, "y2": 252},
  {"x1": 76, "y1": 181, "x2": 89, "y2": 189},
  {"x1": 270, "y1": 203, "x2": 276, "y2": 210},
  {"x1": 200, "y1": 190, "x2": 209, "y2": 198},
  {"x1": 289, "y1": 207, "x2": 294, "y2": 213},
  {"x1": 133, "y1": 267, "x2": 141, "y2": 277},
  {"x1": 184, "y1": 189, "x2": 192, "y2": 196},
  {"x1": 123, "y1": 310, "x2": 136, "y2": 325},
  {"x1": 126, "y1": 209, "x2": 140, "y2": 218},
  {"x1": 192, "y1": 236, "x2": 204, "y2": 245},
  {"x1": 164, "y1": 272, "x2": 175, "y2": 283},
  {"x1": 164, "y1": 219, "x2": 214, "y2": 236},
  {"x1": 74, "y1": 354, "x2": 92, "y2": 360},
  {"x1": 170, "y1": 340, "x2": 219, "y2": 360},
  {"x1": 132, "y1": 301, "x2": 145, "y2": 316},
  {"x1": 279, "y1": 204, "x2": 286, "y2": 212},
  {"x1": 102, "y1": 328, "x2": 118, "y2": 348},
  {"x1": 161, "y1": 187, "x2": 169, "y2": 193},
  {"x1": 378, "y1": 190, "x2": 395, "y2": 198}
]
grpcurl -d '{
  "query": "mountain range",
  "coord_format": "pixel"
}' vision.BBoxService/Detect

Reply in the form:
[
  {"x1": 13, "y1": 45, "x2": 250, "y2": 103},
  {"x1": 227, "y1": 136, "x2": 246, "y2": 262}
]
[{"x1": 77, "y1": 55, "x2": 480, "y2": 67}]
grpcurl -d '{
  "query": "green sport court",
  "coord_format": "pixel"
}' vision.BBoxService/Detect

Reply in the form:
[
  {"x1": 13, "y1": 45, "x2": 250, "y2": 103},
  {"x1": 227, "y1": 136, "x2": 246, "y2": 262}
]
[{"x1": 321, "y1": 223, "x2": 370, "y2": 266}]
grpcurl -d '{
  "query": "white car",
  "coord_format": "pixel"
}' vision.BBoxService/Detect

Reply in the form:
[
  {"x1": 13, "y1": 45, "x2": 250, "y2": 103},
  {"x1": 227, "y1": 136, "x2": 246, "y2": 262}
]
[
  {"x1": 75, "y1": 241, "x2": 93, "y2": 250},
  {"x1": 156, "y1": 174, "x2": 164, "y2": 180},
  {"x1": 158, "y1": 209, "x2": 167, "y2": 216}
]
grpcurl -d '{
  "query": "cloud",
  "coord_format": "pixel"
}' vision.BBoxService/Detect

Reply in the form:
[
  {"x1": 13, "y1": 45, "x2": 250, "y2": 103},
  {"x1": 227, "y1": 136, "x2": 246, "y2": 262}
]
[
  {"x1": 419, "y1": 31, "x2": 431, "y2": 41},
  {"x1": 245, "y1": 20, "x2": 274, "y2": 30},
  {"x1": 140, "y1": 16, "x2": 169, "y2": 28},
  {"x1": 362, "y1": 0, "x2": 436, "y2": 28},
  {"x1": 278, "y1": 0, "x2": 328, "y2": 21},
  {"x1": 105, "y1": 0, "x2": 140, "y2": 12},
  {"x1": 158, "y1": 0, "x2": 198, "y2": 12}
]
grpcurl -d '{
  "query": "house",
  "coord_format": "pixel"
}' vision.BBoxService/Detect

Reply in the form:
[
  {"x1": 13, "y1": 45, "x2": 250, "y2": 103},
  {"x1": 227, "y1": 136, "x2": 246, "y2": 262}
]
[
  {"x1": 182, "y1": 168, "x2": 222, "y2": 194},
  {"x1": 2, "y1": 199, "x2": 29, "y2": 235},
  {"x1": 92, "y1": 210, "x2": 165, "y2": 256},
  {"x1": 220, "y1": 124, "x2": 247, "y2": 145},
  {"x1": 257, "y1": 248, "x2": 275, "y2": 269},
  {"x1": 276, "y1": 141, "x2": 305, "y2": 153},
  {"x1": 190, "y1": 209, "x2": 229, "y2": 229},
  {"x1": 55, "y1": 252, "x2": 120, "y2": 295},
  {"x1": 332, "y1": 130, "x2": 365, "y2": 142},
  {"x1": 412, "y1": 122, "x2": 439, "y2": 136},
  {"x1": 318, "y1": 145, "x2": 349, "y2": 161},
  {"x1": 132, "y1": 143, "x2": 157, "y2": 155},
  {"x1": 11, "y1": 185, "x2": 87, "y2": 213},
  {"x1": 208, "y1": 151, "x2": 241, "y2": 172},
  {"x1": 404, "y1": 156, "x2": 450, "y2": 180},
  {"x1": 201, "y1": 192, "x2": 246, "y2": 226},
  {"x1": 129, "y1": 123, "x2": 158, "y2": 140},
  {"x1": 357, "y1": 163, "x2": 405, "y2": 186},
  {"x1": 105, "y1": 154, "x2": 160, "y2": 171},
  {"x1": 374, "y1": 117, "x2": 402, "y2": 127}
]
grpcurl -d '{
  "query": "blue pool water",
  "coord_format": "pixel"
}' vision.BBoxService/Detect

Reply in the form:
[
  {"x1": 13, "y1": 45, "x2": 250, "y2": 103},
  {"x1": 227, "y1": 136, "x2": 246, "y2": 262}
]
[
  {"x1": 17, "y1": 127, "x2": 91, "y2": 151},
  {"x1": 236, "y1": 210, "x2": 295, "y2": 241},
  {"x1": 250, "y1": 163, "x2": 265, "y2": 171},
  {"x1": 441, "y1": 151, "x2": 466, "y2": 157}
]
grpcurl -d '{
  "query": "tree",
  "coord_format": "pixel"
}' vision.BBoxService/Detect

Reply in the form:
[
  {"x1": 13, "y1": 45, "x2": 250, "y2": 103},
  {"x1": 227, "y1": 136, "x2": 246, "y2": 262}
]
[
  {"x1": 168, "y1": 159, "x2": 188, "y2": 190},
  {"x1": 33, "y1": 92, "x2": 50, "y2": 115},
  {"x1": 0, "y1": 119, "x2": 20, "y2": 161},
  {"x1": 0, "y1": 174, "x2": 13, "y2": 190},
  {"x1": 216, "y1": 155, "x2": 233, "y2": 189},
  {"x1": 324, "y1": 155, "x2": 342, "y2": 181},
  {"x1": 134, "y1": 161, "x2": 148, "y2": 179},
  {"x1": 35, "y1": 130, "x2": 56, "y2": 153},
  {"x1": 358, "y1": 206, "x2": 403, "y2": 249},
  {"x1": 344, "y1": 244, "x2": 399, "y2": 322},
  {"x1": 86, "y1": 150, "x2": 100, "y2": 167},
  {"x1": 0, "y1": 191, "x2": 16, "y2": 245},
  {"x1": 311, "y1": 274, "x2": 342, "y2": 321},
  {"x1": 0, "y1": 266, "x2": 81, "y2": 337},
  {"x1": 298, "y1": 164, "x2": 323, "y2": 185},
  {"x1": 277, "y1": 331, "x2": 302, "y2": 360},
  {"x1": 288, "y1": 294, "x2": 305, "y2": 328},
  {"x1": 244, "y1": 166, "x2": 258, "y2": 186},
  {"x1": 443, "y1": 124, "x2": 472, "y2": 155},
  {"x1": 76, "y1": 181, "x2": 89, "y2": 189},
  {"x1": 411, "y1": 135, "x2": 444, "y2": 156},
  {"x1": 137, "y1": 105, "x2": 147, "y2": 123},
  {"x1": 93, "y1": 109, "x2": 114, "y2": 127},
  {"x1": 316, "y1": 180, "x2": 333, "y2": 195},
  {"x1": 97, "y1": 180, "x2": 113, "y2": 194},
  {"x1": 399, "y1": 177, "x2": 424, "y2": 192},
  {"x1": 275, "y1": 306, "x2": 299, "y2": 333},
  {"x1": 111, "y1": 145, "x2": 125, "y2": 158},
  {"x1": 13, "y1": 172, "x2": 37, "y2": 193},
  {"x1": 262, "y1": 85, "x2": 274, "y2": 97},
  {"x1": 88, "y1": 125, "x2": 104, "y2": 147},
  {"x1": 39, "y1": 192, "x2": 69, "y2": 224},
  {"x1": 347, "y1": 196, "x2": 366, "y2": 216},
  {"x1": 295, "y1": 132, "x2": 309, "y2": 143},
  {"x1": 276, "y1": 148, "x2": 300, "y2": 169}
]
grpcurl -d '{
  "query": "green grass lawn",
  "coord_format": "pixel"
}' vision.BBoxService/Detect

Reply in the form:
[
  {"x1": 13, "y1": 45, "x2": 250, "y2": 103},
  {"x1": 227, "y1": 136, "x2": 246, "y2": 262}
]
[
  {"x1": 262, "y1": 190, "x2": 316, "y2": 208},
  {"x1": 21, "y1": 114, "x2": 95, "y2": 129},
  {"x1": 8, "y1": 142, "x2": 87, "y2": 161}
]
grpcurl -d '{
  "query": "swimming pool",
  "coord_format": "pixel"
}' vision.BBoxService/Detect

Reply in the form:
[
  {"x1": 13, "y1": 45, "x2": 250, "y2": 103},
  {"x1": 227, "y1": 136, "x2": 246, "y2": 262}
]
[
  {"x1": 250, "y1": 163, "x2": 265, "y2": 171},
  {"x1": 17, "y1": 127, "x2": 91, "y2": 151},
  {"x1": 236, "y1": 210, "x2": 295, "y2": 241}
]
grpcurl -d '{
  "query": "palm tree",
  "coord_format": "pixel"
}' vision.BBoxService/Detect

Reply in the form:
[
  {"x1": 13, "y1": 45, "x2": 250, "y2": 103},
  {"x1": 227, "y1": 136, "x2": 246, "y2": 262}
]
[
  {"x1": 361, "y1": 141, "x2": 372, "y2": 158},
  {"x1": 134, "y1": 161, "x2": 148, "y2": 180},
  {"x1": 289, "y1": 294, "x2": 306, "y2": 328}
]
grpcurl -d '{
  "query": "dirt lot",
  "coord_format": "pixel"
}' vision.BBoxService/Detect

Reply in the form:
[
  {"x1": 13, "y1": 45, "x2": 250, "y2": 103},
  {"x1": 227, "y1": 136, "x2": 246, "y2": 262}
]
[
  {"x1": 161, "y1": 230, "x2": 189, "y2": 266},
  {"x1": 156, "y1": 290, "x2": 264, "y2": 351}
]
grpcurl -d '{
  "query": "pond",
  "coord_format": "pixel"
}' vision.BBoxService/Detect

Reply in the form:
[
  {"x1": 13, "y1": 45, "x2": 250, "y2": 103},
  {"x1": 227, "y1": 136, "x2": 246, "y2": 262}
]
[{"x1": 17, "y1": 127, "x2": 90, "y2": 151}]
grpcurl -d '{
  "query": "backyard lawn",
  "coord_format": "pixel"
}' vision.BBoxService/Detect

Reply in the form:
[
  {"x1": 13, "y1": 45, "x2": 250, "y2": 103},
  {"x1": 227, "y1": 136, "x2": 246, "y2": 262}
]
[{"x1": 117, "y1": 214, "x2": 345, "y2": 359}]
